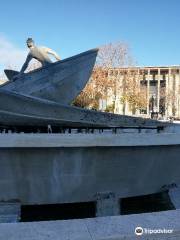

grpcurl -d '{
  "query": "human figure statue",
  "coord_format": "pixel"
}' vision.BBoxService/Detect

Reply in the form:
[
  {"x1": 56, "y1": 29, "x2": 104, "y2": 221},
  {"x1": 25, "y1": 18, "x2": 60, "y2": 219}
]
[{"x1": 14, "y1": 38, "x2": 60, "y2": 79}]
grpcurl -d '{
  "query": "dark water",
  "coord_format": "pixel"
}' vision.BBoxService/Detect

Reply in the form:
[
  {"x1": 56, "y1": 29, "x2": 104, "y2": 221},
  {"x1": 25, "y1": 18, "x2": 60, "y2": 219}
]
[{"x1": 20, "y1": 191, "x2": 175, "y2": 222}]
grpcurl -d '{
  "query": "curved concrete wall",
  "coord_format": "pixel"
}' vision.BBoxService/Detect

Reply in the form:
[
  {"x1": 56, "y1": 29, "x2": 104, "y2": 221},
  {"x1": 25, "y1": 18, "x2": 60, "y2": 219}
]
[{"x1": 0, "y1": 133, "x2": 179, "y2": 205}]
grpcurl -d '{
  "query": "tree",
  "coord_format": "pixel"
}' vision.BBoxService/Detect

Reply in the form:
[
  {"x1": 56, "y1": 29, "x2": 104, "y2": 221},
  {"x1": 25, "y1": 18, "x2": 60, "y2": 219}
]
[
  {"x1": 93, "y1": 42, "x2": 134, "y2": 105},
  {"x1": 120, "y1": 68, "x2": 147, "y2": 114},
  {"x1": 72, "y1": 81, "x2": 99, "y2": 109},
  {"x1": 73, "y1": 42, "x2": 147, "y2": 114}
]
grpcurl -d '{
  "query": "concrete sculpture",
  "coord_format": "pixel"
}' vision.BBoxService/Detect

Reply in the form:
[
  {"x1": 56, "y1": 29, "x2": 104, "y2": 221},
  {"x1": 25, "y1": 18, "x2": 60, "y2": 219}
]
[{"x1": 0, "y1": 48, "x2": 179, "y2": 220}]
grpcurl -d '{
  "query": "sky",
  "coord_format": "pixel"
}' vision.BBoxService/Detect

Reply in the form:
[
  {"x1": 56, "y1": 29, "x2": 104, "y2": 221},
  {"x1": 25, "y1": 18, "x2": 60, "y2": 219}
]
[{"x1": 0, "y1": 0, "x2": 180, "y2": 74}]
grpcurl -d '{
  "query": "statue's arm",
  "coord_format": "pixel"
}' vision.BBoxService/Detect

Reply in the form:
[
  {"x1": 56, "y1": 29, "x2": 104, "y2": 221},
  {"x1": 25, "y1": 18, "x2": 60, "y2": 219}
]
[
  {"x1": 20, "y1": 54, "x2": 32, "y2": 73},
  {"x1": 46, "y1": 48, "x2": 61, "y2": 61}
]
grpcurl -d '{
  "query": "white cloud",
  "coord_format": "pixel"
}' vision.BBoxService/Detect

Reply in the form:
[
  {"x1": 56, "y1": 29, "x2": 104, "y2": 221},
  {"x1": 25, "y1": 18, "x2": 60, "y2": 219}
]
[{"x1": 0, "y1": 34, "x2": 27, "y2": 71}]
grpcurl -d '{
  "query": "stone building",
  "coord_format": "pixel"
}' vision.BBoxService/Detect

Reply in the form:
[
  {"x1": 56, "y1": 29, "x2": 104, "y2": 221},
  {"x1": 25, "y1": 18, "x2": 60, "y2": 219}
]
[{"x1": 100, "y1": 66, "x2": 180, "y2": 119}]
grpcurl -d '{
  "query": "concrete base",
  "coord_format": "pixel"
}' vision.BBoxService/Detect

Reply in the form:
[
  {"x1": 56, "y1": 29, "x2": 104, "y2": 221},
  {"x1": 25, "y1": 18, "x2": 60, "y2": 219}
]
[
  {"x1": 95, "y1": 192, "x2": 119, "y2": 217},
  {"x1": 0, "y1": 202, "x2": 20, "y2": 223},
  {"x1": 0, "y1": 209, "x2": 180, "y2": 239},
  {"x1": 1, "y1": 133, "x2": 180, "y2": 206},
  {"x1": 169, "y1": 186, "x2": 180, "y2": 209}
]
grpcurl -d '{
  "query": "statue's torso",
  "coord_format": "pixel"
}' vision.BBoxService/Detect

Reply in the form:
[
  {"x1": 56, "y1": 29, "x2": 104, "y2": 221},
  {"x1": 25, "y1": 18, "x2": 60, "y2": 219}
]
[{"x1": 29, "y1": 46, "x2": 52, "y2": 65}]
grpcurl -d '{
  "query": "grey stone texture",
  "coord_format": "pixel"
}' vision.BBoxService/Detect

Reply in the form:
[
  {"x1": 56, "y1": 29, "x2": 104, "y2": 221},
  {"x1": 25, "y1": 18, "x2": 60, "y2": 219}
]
[
  {"x1": 0, "y1": 133, "x2": 180, "y2": 205},
  {"x1": 0, "y1": 209, "x2": 180, "y2": 239}
]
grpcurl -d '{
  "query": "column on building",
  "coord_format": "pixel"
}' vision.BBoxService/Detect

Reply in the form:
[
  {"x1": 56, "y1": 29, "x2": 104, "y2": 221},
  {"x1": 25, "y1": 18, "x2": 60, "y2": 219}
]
[
  {"x1": 165, "y1": 69, "x2": 169, "y2": 118},
  {"x1": 146, "y1": 69, "x2": 150, "y2": 116},
  {"x1": 114, "y1": 69, "x2": 120, "y2": 114},
  {"x1": 157, "y1": 68, "x2": 160, "y2": 113},
  {"x1": 114, "y1": 69, "x2": 124, "y2": 114},
  {"x1": 174, "y1": 69, "x2": 179, "y2": 118},
  {"x1": 136, "y1": 68, "x2": 140, "y2": 115},
  {"x1": 178, "y1": 69, "x2": 180, "y2": 118},
  {"x1": 168, "y1": 68, "x2": 172, "y2": 116},
  {"x1": 124, "y1": 69, "x2": 129, "y2": 115}
]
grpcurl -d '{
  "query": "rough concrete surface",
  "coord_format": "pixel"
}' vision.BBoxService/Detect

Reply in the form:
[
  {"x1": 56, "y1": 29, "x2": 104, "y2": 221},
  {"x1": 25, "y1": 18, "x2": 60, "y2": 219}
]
[
  {"x1": 1, "y1": 134, "x2": 180, "y2": 204},
  {"x1": 0, "y1": 209, "x2": 180, "y2": 240},
  {"x1": 1, "y1": 132, "x2": 180, "y2": 148}
]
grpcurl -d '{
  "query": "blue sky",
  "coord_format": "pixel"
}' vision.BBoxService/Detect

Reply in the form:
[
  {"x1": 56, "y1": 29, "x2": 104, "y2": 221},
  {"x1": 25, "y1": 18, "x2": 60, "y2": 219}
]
[{"x1": 0, "y1": 0, "x2": 180, "y2": 73}]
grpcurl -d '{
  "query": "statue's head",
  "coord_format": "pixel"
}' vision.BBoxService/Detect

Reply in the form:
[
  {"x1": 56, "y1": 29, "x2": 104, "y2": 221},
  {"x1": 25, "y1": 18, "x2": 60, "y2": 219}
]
[{"x1": 26, "y1": 38, "x2": 34, "y2": 48}]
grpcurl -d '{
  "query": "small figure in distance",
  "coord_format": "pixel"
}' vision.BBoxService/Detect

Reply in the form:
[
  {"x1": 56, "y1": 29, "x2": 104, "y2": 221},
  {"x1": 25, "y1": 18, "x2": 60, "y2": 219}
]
[{"x1": 13, "y1": 38, "x2": 60, "y2": 80}]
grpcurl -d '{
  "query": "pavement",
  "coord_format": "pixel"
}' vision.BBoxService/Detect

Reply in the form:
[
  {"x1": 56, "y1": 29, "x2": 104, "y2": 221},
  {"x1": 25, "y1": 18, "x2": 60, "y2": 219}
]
[{"x1": 0, "y1": 209, "x2": 180, "y2": 240}]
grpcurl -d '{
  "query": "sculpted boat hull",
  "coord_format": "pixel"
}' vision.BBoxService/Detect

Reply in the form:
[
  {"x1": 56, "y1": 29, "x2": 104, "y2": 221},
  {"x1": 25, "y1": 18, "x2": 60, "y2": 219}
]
[
  {"x1": 1, "y1": 49, "x2": 98, "y2": 105},
  {"x1": 0, "y1": 90, "x2": 168, "y2": 128}
]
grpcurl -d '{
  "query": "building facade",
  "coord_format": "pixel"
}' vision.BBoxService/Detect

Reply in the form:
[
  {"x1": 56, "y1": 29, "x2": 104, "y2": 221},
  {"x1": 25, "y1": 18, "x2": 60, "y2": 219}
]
[{"x1": 101, "y1": 66, "x2": 180, "y2": 119}]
